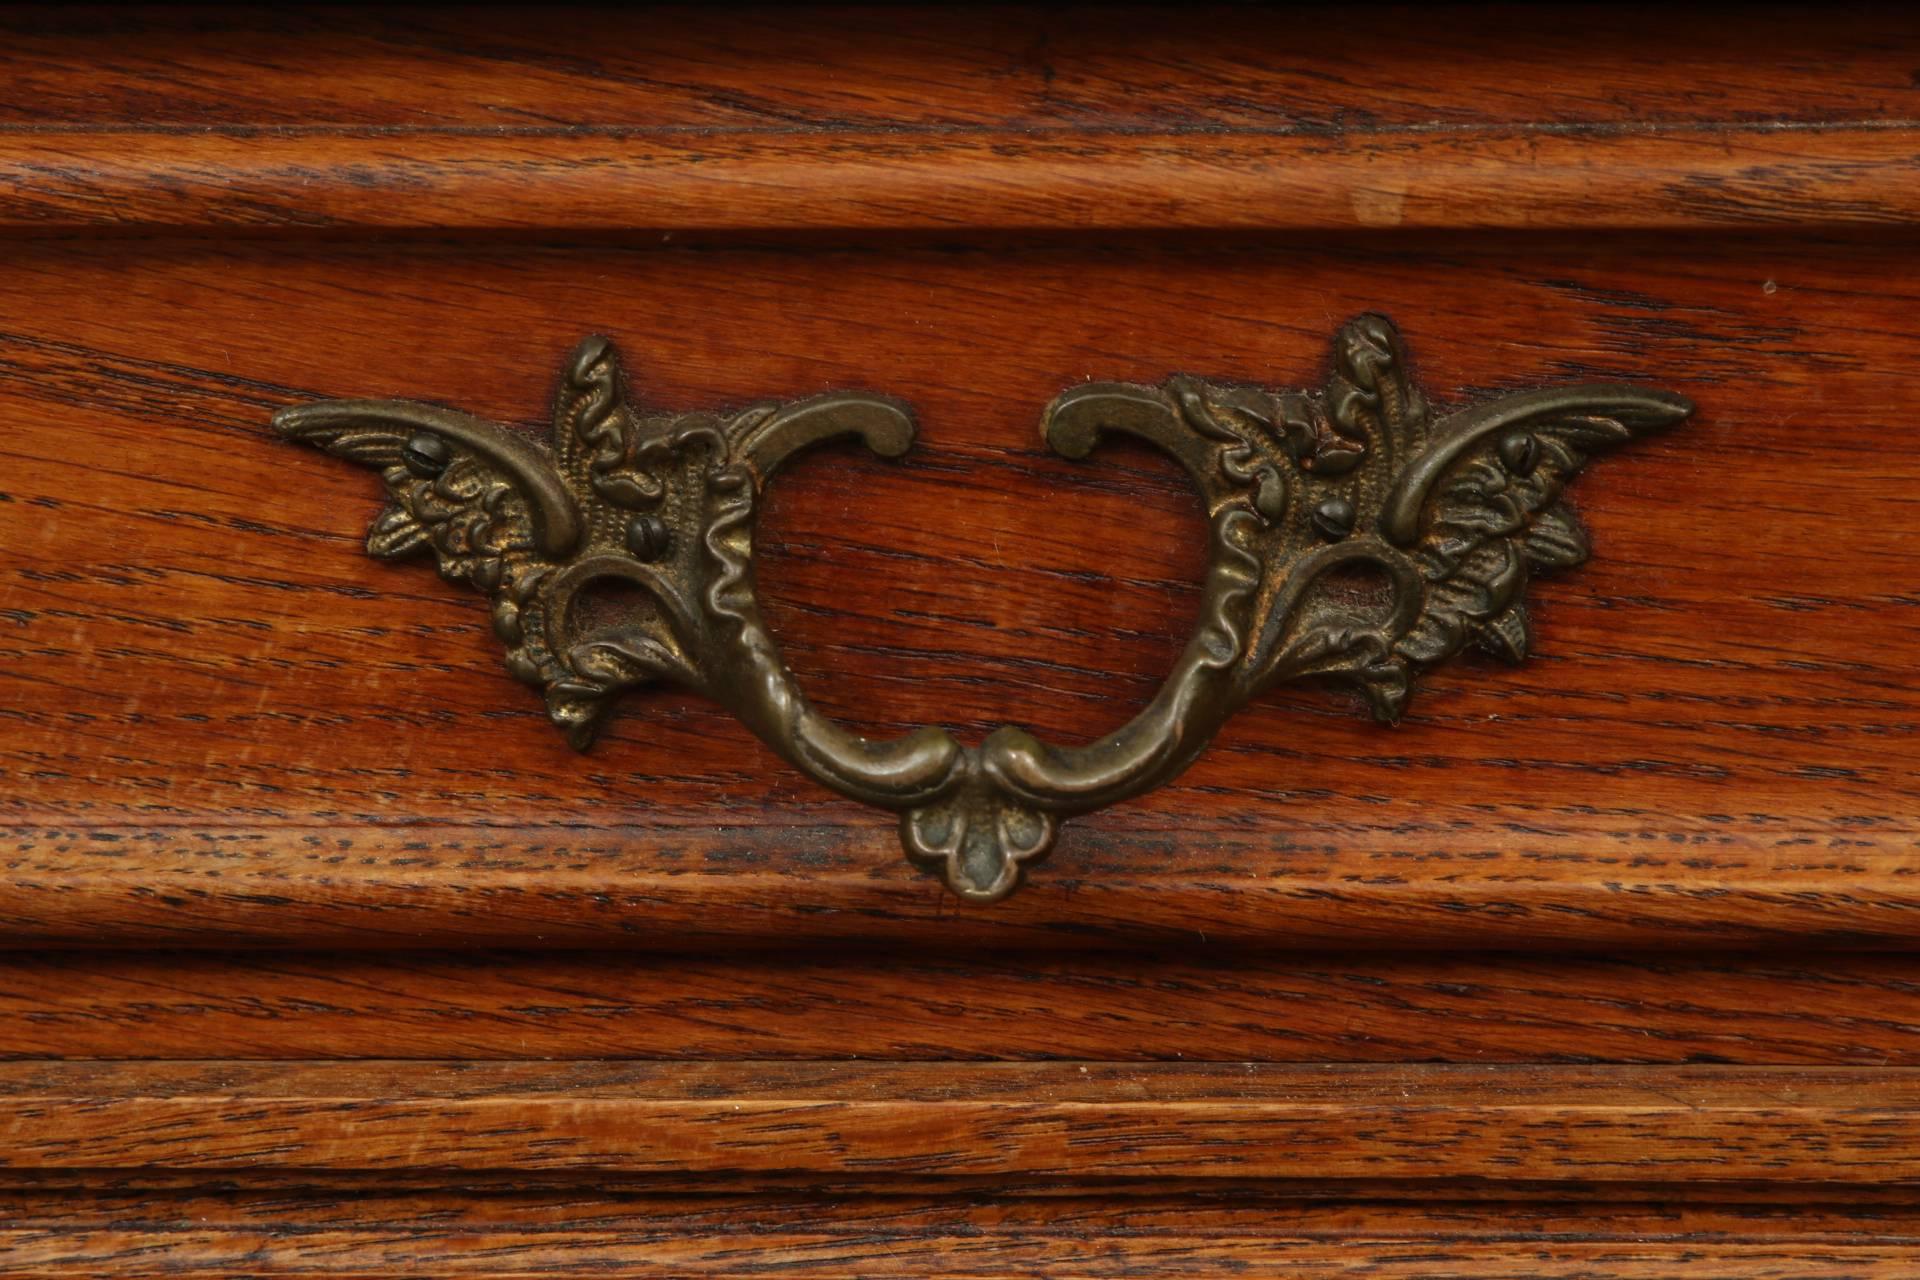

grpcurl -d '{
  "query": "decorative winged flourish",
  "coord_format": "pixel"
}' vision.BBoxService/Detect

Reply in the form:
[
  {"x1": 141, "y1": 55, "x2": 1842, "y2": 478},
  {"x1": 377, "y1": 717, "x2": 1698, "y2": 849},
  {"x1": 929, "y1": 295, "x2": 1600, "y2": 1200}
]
[{"x1": 275, "y1": 317, "x2": 1690, "y2": 903}]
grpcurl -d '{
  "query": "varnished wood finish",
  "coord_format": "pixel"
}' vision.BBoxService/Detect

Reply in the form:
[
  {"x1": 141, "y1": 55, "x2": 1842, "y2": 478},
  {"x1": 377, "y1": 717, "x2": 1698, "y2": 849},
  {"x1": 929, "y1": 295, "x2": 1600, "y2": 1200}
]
[
  {"x1": 6, "y1": 235, "x2": 1920, "y2": 948},
  {"x1": 8, "y1": 1060, "x2": 1920, "y2": 1182},
  {"x1": 6, "y1": 128, "x2": 1919, "y2": 233},
  {"x1": 3, "y1": 6, "x2": 1916, "y2": 130},
  {"x1": 4, "y1": 6, "x2": 1920, "y2": 1276},
  {"x1": 6, "y1": 949, "x2": 1920, "y2": 1064},
  {"x1": 10, "y1": 1191, "x2": 1920, "y2": 1278}
]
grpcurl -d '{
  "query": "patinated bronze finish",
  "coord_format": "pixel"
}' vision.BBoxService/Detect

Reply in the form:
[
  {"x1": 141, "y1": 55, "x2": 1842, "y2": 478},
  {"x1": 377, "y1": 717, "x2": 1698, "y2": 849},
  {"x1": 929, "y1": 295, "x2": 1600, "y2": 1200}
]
[{"x1": 274, "y1": 316, "x2": 1691, "y2": 902}]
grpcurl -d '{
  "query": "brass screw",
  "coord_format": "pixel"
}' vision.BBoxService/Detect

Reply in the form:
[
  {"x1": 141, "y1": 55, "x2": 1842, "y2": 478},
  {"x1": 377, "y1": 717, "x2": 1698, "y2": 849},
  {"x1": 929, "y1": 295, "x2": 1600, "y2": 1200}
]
[
  {"x1": 1311, "y1": 496, "x2": 1355, "y2": 541},
  {"x1": 401, "y1": 432, "x2": 453, "y2": 479},
  {"x1": 626, "y1": 514, "x2": 672, "y2": 560}
]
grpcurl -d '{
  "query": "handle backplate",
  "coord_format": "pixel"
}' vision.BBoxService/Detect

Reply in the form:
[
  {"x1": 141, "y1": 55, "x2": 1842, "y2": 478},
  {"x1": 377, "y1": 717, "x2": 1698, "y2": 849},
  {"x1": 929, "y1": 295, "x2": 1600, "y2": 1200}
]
[{"x1": 274, "y1": 315, "x2": 1690, "y2": 901}]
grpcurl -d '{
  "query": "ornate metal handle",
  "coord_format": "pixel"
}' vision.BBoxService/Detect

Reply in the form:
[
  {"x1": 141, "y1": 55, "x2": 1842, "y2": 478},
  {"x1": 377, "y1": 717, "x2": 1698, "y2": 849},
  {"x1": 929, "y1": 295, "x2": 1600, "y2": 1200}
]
[{"x1": 274, "y1": 316, "x2": 1690, "y2": 902}]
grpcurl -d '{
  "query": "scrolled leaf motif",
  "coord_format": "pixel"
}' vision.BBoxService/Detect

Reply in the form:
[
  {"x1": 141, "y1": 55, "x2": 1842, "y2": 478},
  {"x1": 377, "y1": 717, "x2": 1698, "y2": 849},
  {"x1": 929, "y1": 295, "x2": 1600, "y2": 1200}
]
[{"x1": 274, "y1": 317, "x2": 1690, "y2": 903}]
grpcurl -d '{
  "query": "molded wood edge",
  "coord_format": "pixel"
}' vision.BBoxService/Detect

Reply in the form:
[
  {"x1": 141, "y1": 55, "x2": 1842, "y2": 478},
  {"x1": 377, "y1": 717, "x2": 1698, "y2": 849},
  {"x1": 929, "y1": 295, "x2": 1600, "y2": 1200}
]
[
  {"x1": 0, "y1": 1242, "x2": 1912, "y2": 1280},
  {"x1": 14, "y1": 949, "x2": 1920, "y2": 1064},
  {"x1": 1, "y1": 1226, "x2": 1916, "y2": 1279},
  {"x1": 0, "y1": 127, "x2": 1916, "y2": 234},
  {"x1": 5, "y1": 1191, "x2": 1920, "y2": 1278},
  {"x1": 4, "y1": 825, "x2": 1918, "y2": 952},
  {"x1": 0, "y1": 1061, "x2": 1915, "y2": 1183}
]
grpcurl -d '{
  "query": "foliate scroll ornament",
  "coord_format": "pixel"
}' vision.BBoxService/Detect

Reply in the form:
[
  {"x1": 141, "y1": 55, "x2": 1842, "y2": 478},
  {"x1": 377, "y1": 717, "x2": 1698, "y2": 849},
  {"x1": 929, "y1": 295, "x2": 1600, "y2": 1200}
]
[{"x1": 274, "y1": 316, "x2": 1690, "y2": 903}]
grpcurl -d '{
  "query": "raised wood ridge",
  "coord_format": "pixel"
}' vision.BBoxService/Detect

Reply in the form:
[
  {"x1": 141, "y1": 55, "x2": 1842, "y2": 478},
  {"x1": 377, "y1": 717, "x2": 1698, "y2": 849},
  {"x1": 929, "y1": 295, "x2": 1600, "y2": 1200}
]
[
  {"x1": 8, "y1": 1189, "x2": 1920, "y2": 1278},
  {"x1": 2, "y1": 127, "x2": 1916, "y2": 234},
  {"x1": 4, "y1": 1060, "x2": 1918, "y2": 1184},
  {"x1": 12, "y1": 949, "x2": 1920, "y2": 1065},
  {"x1": 9, "y1": 823, "x2": 1920, "y2": 952}
]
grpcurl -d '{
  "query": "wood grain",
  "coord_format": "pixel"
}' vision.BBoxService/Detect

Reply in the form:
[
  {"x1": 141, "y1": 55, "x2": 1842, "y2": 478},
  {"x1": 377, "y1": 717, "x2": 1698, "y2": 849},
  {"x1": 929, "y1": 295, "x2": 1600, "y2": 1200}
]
[
  {"x1": 9, "y1": 1187, "x2": 1920, "y2": 1277},
  {"x1": 4, "y1": 127, "x2": 1918, "y2": 233},
  {"x1": 4, "y1": 234, "x2": 1920, "y2": 947},
  {"x1": 6, "y1": 6, "x2": 1918, "y2": 238},
  {"x1": 4, "y1": 6, "x2": 1916, "y2": 131},
  {"x1": 7, "y1": 949, "x2": 1920, "y2": 1064},
  {"x1": 3, "y1": 1060, "x2": 1917, "y2": 1183},
  {"x1": 7, "y1": 1189, "x2": 1920, "y2": 1278},
  {"x1": 5, "y1": 8, "x2": 1920, "y2": 1275}
]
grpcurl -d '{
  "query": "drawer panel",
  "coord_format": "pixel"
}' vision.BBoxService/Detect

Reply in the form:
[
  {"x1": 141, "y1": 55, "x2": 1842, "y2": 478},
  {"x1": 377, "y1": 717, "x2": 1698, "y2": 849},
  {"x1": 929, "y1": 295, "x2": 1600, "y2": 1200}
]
[
  {"x1": 6, "y1": 7, "x2": 1920, "y2": 1276},
  {"x1": 2, "y1": 235, "x2": 1917, "y2": 947}
]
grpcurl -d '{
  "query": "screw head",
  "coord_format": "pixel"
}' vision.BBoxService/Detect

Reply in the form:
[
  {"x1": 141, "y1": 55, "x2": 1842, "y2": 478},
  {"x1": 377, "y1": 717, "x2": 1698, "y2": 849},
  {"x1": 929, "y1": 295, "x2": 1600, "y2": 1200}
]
[
  {"x1": 401, "y1": 431, "x2": 453, "y2": 479},
  {"x1": 1311, "y1": 496, "x2": 1356, "y2": 541},
  {"x1": 625, "y1": 514, "x2": 672, "y2": 561},
  {"x1": 1498, "y1": 429, "x2": 1539, "y2": 476}
]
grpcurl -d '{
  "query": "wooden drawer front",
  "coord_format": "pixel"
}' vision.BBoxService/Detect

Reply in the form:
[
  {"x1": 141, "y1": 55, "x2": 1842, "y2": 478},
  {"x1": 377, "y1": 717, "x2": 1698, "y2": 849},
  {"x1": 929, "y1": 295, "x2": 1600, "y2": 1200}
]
[
  {"x1": 5, "y1": 235, "x2": 1917, "y2": 947},
  {"x1": 4, "y1": 6, "x2": 1920, "y2": 1277}
]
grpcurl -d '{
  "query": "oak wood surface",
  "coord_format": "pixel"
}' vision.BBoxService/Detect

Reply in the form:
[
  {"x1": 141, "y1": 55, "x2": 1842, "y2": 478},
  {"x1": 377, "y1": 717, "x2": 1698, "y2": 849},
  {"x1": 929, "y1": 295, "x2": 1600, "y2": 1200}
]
[
  {"x1": 5, "y1": 1059, "x2": 1919, "y2": 1183},
  {"x1": 4, "y1": 7, "x2": 1920, "y2": 1275},
  {"x1": 4, "y1": 5, "x2": 1916, "y2": 131},
  {"x1": 9, "y1": 1189, "x2": 1920, "y2": 1278},
  {"x1": 6, "y1": 948, "x2": 1920, "y2": 1065},
  {"x1": 6, "y1": 127, "x2": 1919, "y2": 234},
  {"x1": 5, "y1": 233, "x2": 1920, "y2": 948},
  {"x1": 5, "y1": 5, "x2": 1918, "y2": 238}
]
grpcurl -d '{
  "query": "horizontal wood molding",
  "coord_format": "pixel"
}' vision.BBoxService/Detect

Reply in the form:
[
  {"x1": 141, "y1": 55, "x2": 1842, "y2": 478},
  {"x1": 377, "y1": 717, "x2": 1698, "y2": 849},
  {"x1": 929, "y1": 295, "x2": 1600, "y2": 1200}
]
[
  {"x1": 2, "y1": 127, "x2": 1917, "y2": 235},
  {"x1": 7, "y1": 6, "x2": 1919, "y2": 136},
  {"x1": 10, "y1": 949, "x2": 1920, "y2": 1064},
  {"x1": 5, "y1": 1189, "x2": 1918, "y2": 1278},
  {"x1": 4, "y1": 1189, "x2": 1919, "y2": 1279},
  {"x1": 6, "y1": 823, "x2": 1920, "y2": 952},
  {"x1": 1, "y1": 1061, "x2": 1916, "y2": 1184}
]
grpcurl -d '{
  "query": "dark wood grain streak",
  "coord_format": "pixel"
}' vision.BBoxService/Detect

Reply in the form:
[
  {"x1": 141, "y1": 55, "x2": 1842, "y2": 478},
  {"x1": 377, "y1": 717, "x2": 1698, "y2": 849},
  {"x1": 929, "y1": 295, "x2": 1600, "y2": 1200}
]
[{"x1": 3, "y1": 1060, "x2": 1918, "y2": 1183}]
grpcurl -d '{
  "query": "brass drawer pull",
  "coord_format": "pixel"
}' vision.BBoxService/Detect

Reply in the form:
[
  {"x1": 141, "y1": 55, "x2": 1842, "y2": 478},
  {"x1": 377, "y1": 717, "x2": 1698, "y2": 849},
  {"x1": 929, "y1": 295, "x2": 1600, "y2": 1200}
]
[{"x1": 274, "y1": 316, "x2": 1690, "y2": 902}]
